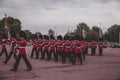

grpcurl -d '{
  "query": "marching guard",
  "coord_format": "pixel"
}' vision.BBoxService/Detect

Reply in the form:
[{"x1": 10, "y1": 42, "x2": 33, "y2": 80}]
[
  {"x1": 11, "y1": 36, "x2": 32, "y2": 71},
  {"x1": 41, "y1": 35, "x2": 49, "y2": 60},
  {"x1": 47, "y1": 35, "x2": 56, "y2": 61},
  {"x1": 3, "y1": 37, "x2": 17, "y2": 64},
  {"x1": 63, "y1": 35, "x2": 72, "y2": 63},
  {"x1": 91, "y1": 40, "x2": 97, "y2": 56},
  {"x1": 37, "y1": 35, "x2": 43, "y2": 59},
  {"x1": 72, "y1": 35, "x2": 83, "y2": 65},
  {"x1": 81, "y1": 41, "x2": 86, "y2": 60},
  {"x1": 55, "y1": 35, "x2": 63, "y2": 62},
  {"x1": 0, "y1": 38, "x2": 8, "y2": 59},
  {"x1": 30, "y1": 35, "x2": 38, "y2": 59},
  {"x1": 98, "y1": 40, "x2": 103, "y2": 56},
  {"x1": 84, "y1": 41, "x2": 88, "y2": 55}
]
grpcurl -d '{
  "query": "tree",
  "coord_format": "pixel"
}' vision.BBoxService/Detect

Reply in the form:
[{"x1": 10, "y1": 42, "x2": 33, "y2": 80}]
[
  {"x1": 24, "y1": 30, "x2": 33, "y2": 40},
  {"x1": 0, "y1": 16, "x2": 22, "y2": 39},
  {"x1": 105, "y1": 24, "x2": 120, "y2": 42},
  {"x1": 92, "y1": 26, "x2": 100, "y2": 33},
  {"x1": 75, "y1": 22, "x2": 90, "y2": 38}
]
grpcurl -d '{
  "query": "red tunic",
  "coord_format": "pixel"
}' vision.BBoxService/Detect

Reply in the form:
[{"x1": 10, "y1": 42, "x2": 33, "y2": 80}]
[
  {"x1": 1, "y1": 39, "x2": 7, "y2": 49},
  {"x1": 17, "y1": 39, "x2": 27, "y2": 54},
  {"x1": 33, "y1": 39, "x2": 37, "y2": 49},
  {"x1": 84, "y1": 42, "x2": 88, "y2": 49},
  {"x1": 56, "y1": 40, "x2": 63, "y2": 52},
  {"x1": 91, "y1": 41, "x2": 97, "y2": 48},
  {"x1": 43, "y1": 40, "x2": 49, "y2": 50},
  {"x1": 64, "y1": 40, "x2": 72, "y2": 53},
  {"x1": 74, "y1": 41, "x2": 82, "y2": 54},
  {"x1": 81, "y1": 42, "x2": 85, "y2": 51},
  {"x1": 98, "y1": 42, "x2": 103, "y2": 49},
  {"x1": 38, "y1": 39, "x2": 43, "y2": 50},
  {"x1": 49, "y1": 40, "x2": 56, "y2": 51},
  {"x1": 10, "y1": 39, "x2": 16, "y2": 52}
]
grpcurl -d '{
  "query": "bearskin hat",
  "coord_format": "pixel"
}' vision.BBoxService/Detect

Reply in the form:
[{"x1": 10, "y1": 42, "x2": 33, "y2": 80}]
[
  {"x1": 44, "y1": 35, "x2": 49, "y2": 40},
  {"x1": 57, "y1": 35, "x2": 62, "y2": 40},
  {"x1": 50, "y1": 35, "x2": 55, "y2": 40},
  {"x1": 33, "y1": 34, "x2": 37, "y2": 39},
  {"x1": 39, "y1": 34, "x2": 43, "y2": 39},
  {"x1": 64, "y1": 35, "x2": 70, "y2": 40}
]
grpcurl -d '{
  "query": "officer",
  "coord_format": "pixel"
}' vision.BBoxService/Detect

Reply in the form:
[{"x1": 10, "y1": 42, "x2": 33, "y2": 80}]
[
  {"x1": 47, "y1": 35, "x2": 56, "y2": 61},
  {"x1": 0, "y1": 38, "x2": 8, "y2": 59},
  {"x1": 98, "y1": 38, "x2": 103, "y2": 56},
  {"x1": 91, "y1": 39, "x2": 97, "y2": 56},
  {"x1": 72, "y1": 35, "x2": 83, "y2": 65},
  {"x1": 37, "y1": 35, "x2": 43, "y2": 59},
  {"x1": 63, "y1": 35, "x2": 72, "y2": 63},
  {"x1": 11, "y1": 35, "x2": 32, "y2": 71},
  {"x1": 55, "y1": 35, "x2": 63, "y2": 62},
  {"x1": 30, "y1": 35, "x2": 38, "y2": 59},
  {"x1": 3, "y1": 37, "x2": 17, "y2": 64},
  {"x1": 41, "y1": 35, "x2": 49, "y2": 60}
]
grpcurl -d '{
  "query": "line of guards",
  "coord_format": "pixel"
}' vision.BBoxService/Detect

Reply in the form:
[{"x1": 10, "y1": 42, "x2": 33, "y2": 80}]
[
  {"x1": 0, "y1": 35, "x2": 103, "y2": 71},
  {"x1": 30, "y1": 35, "x2": 88, "y2": 65},
  {"x1": 30, "y1": 35, "x2": 103, "y2": 64}
]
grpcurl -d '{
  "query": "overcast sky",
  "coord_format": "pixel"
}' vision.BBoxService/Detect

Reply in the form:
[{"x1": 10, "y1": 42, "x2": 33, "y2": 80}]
[{"x1": 0, "y1": 0, "x2": 120, "y2": 35}]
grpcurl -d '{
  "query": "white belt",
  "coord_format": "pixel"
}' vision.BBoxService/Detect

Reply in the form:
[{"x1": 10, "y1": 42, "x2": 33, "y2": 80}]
[{"x1": 19, "y1": 47, "x2": 26, "y2": 48}]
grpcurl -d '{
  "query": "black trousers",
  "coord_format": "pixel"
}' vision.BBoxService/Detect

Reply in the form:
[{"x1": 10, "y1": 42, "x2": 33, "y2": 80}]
[
  {"x1": 82, "y1": 50, "x2": 85, "y2": 60},
  {"x1": 13, "y1": 54, "x2": 32, "y2": 70},
  {"x1": 72, "y1": 53, "x2": 82, "y2": 65},
  {"x1": 91, "y1": 48, "x2": 96, "y2": 55},
  {"x1": 30, "y1": 48, "x2": 38, "y2": 58},
  {"x1": 55, "y1": 51, "x2": 62, "y2": 62},
  {"x1": 62, "y1": 52, "x2": 72, "y2": 63},
  {"x1": 85, "y1": 48, "x2": 88, "y2": 55},
  {"x1": 0, "y1": 48, "x2": 8, "y2": 58},
  {"x1": 99, "y1": 49, "x2": 103, "y2": 56},
  {"x1": 37, "y1": 49, "x2": 42, "y2": 59},
  {"x1": 48, "y1": 50, "x2": 56, "y2": 60},
  {"x1": 4, "y1": 50, "x2": 17, "y2": 64},
  {"x1": 41, "y1": 50, "x2": 48, "y2": 59}
]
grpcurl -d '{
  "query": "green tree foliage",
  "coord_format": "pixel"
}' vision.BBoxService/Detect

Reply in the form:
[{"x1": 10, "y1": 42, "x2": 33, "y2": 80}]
[
  {"x1": 75, "y1": 22, "x2": 90, "y2": 36},
  {"x1": 24, "y1": 30, "x2": 33, "y2": 40},
  {"x1": 104, "y1": 24, "x2": 120, "y2": 42},
  {"x1": 69, "y1": 23, "x2": 103, "y2": 41},
  {"x1": 0, "y1": 16, "x2": 22, "y2": 39}
]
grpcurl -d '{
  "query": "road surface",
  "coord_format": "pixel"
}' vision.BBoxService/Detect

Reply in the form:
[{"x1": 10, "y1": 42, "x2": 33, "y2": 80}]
[{"x1": 0, "y1": 46, "x2": 120, "y2": 80}]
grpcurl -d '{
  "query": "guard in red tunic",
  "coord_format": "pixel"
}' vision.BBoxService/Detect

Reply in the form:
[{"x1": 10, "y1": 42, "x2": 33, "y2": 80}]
[
  {"x1": 41, "y1": 35, "x2": 49, "y2": 60},
  {"x1": 55, "y1": 35, "x2": 63, "y2": 62},
  {"x1": 37, "y1": 35, "x2": 43, "y2": 59},
  {"x1": 11, "y1": 37, "x2": 32, "y2": 71},
  {"x1": 98, "y1": 41, "x2": 103, "y2": 56},
  {"x1": 30, "y1": 35, "x2": 38, "y2": 59},
  {"x1": 91, "y1": 40, "x2": 97, "y2": 56},
  {"x1": 0, "y1": 39, "x2": 8, "y2": 59},
  {"x1": 81, "y1": 41, "x2": 86, "y2": 60},
  {"x1": 63, "y1": 35, "x2": 72, "y2": 63},
  {"x1": 47, "y1": 35, "x2": 56, "y2": 61},
  {"x1": 72, "y1": 35, "x2": 82, "y2": 65},
  {"x1": 84, "y1": 41, "x2": 88, "y2": 55},
  {"x1": 3, "y1": 37, "x2": 17, "y2": 64}
]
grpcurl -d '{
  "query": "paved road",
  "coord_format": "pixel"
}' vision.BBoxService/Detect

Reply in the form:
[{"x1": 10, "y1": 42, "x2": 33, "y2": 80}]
[{"x1": 0, "y1": 46, "x2": 120, "y2": 80}]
